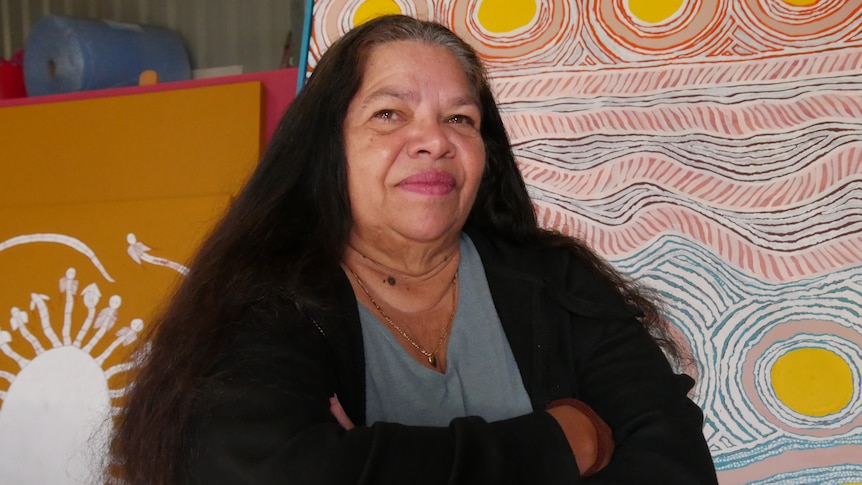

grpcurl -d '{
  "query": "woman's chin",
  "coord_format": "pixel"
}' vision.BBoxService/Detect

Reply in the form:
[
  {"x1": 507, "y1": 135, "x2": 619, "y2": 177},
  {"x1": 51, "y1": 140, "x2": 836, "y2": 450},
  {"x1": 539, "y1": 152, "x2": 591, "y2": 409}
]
[{"x1": 391, "y1": 222, "x2": 463, "y2": 246}]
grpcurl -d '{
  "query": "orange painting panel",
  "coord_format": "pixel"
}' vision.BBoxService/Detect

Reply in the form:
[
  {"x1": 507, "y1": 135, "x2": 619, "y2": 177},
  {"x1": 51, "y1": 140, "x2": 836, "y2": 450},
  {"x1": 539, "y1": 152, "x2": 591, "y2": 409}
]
[
  {"x1": 0, "y1": 81, "x2": 264, "y2": 393},
  {"x1": 0, "y1": 81, "x2": 266, "y2": 483}
]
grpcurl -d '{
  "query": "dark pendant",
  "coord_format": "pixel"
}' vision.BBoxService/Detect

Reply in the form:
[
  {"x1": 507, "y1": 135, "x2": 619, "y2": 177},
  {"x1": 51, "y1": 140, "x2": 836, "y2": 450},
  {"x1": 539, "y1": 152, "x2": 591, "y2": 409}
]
[{"x1": 428, "y1": 353, "x2": 437, "y2": 367}]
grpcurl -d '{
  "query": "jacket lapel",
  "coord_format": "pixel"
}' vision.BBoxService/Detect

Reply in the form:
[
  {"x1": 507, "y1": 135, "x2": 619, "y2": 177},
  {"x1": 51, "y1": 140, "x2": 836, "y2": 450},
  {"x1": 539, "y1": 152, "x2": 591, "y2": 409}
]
[{"x1": 307, "y1": 270, "x2": 369, "y2": 425}]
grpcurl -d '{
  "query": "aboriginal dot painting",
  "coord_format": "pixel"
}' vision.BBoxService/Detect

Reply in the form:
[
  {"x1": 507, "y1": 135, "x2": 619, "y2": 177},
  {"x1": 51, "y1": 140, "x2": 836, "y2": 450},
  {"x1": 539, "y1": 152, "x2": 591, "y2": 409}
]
[{"x1": 305, "y1": 1, "x2": 862, "y2": 483}]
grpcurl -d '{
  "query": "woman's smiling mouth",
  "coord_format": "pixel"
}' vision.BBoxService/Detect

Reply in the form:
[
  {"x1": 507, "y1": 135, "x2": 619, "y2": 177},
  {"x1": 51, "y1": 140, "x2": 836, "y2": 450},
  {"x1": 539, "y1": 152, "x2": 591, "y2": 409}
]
[{"x1": 397, "y1": 171, "x2": 457, "y2": 195}]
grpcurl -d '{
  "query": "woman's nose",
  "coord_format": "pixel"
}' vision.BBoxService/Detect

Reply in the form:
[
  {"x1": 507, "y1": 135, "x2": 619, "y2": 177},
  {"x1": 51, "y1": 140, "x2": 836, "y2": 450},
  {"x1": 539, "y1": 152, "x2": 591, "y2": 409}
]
[{"x1": 406, "y1": 117, "x2": 454, "y2": 160}]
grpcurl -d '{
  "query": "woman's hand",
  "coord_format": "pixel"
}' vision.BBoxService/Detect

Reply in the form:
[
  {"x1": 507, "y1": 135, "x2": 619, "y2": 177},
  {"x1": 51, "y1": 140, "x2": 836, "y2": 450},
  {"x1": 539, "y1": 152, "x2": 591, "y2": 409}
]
[
  {"x1": 330, "y1": 396, "x2": 355, "y2": 430},
  {"x1": 546, "y1": 399, "x2": 614, "y2": 477}
]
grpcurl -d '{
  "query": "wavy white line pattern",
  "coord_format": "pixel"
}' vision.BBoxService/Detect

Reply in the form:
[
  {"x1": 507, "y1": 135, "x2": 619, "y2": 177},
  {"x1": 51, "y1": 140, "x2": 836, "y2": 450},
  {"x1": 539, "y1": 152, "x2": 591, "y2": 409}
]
[{"x1": 309, "y1": 1, "x2": 862, "y2": 482}]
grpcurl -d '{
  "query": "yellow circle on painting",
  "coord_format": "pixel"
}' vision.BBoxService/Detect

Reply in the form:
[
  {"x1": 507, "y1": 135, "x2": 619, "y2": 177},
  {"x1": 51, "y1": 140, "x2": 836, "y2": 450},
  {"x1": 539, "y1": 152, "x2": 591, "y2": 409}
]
[
  {"x1": 771, "y1": 347, "x2": 854, "y2": 417},
  {"x1": 477, "y1": 0, "x2": 537, "y2": 33},
  {"x1": 354, "y1": 0, "x2": 402, "y2": 26},
  {"x1": 782, "y1": 0, "x2": 819, "y2": 6},
  {"x1": 628, "y1": 0, "x2": 684, "y2": 24}
]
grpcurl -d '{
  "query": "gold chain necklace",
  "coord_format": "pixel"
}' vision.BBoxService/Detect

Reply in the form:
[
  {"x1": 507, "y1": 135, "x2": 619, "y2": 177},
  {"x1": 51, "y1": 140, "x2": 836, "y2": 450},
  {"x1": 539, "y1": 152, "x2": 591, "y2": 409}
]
[{"x1": 348, "y1": 268, "x2": 457, "y2": 369}]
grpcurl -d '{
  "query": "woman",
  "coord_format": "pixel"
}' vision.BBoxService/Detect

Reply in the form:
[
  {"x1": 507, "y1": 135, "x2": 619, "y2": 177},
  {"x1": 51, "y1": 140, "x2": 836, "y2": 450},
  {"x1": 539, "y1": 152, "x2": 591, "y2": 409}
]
[{"x1": 110, "y1": 15, "x2": 717, "y2": 484}]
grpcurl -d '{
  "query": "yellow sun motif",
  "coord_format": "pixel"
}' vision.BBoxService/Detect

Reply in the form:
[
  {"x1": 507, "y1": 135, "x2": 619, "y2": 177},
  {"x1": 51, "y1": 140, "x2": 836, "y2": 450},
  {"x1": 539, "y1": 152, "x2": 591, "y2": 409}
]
[
  {"x1": 354, "y1": 0, "x2": 403, "y2": 26},
  {"x1": 628, "y1": 0, "x2": 684, "y2": 24},
  {"x1": 771, "y1": 347, "x2": 854, "y2": 417},
  {"x1": 782, "y1": 0, "x2": 819, "y2": 6},
  {"x1": 477, "y1": 0, "x2": 537, "y2": 34}
]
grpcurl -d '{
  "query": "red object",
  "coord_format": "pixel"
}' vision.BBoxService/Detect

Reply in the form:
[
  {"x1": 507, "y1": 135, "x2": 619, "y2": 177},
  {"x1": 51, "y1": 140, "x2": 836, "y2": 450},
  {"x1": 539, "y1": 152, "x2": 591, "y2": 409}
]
[{"x1": 0, "y1": 50, "x2": 27, "y2": 99}]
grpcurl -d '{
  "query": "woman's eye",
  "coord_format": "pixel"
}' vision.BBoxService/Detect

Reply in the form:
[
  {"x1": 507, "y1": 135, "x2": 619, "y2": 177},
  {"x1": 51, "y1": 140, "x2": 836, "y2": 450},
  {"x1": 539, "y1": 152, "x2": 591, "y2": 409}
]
[
  {"x1": 373, "y1": 110, "x2": 398, "y2": 121},
  {"x1": 449, "y1": 115, "x2": 476, "y2": 127}
]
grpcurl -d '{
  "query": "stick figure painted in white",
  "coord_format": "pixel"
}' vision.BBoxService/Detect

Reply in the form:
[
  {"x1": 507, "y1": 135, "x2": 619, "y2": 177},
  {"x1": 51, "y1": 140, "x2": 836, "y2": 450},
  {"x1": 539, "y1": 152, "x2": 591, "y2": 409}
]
[
  {"x1": 30, "y1": 293, "x2": 63, "y2": 348},
  {"x1": 127, "y1": 233, "x2": 190, "y2": 275},
  {"x1": 9, "y1": 307, "x2": 44, "y2": 354},
  {"x1": 82, "y1": 296, "x2": 121, "y2": 354},
  {"x1": 0, "y1": 331, "x2": 29, "y2": 369},
  {"x1": 95, "y1": 318, "x2": 143, "y2": 366},
  {"x1": 60, "y1": 268, "x2": 79, "y2": 345},
  {"x1": 73, "y1": 283, "x2": 101, "y2": 348}
]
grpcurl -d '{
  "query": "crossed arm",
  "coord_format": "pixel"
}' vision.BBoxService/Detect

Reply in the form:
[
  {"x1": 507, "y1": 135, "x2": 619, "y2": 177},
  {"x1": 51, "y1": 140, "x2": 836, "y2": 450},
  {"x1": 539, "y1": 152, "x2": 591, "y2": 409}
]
[{"x1": 185, "y1": 305, "x2": 715, "y2": 484}]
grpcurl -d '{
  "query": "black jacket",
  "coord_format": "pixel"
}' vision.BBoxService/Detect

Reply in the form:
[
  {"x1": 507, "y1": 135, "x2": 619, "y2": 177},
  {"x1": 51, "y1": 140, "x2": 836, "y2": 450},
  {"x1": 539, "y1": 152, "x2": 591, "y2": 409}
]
[{"x1": 189, "y1": 229, "x2": 718, "y2": 484}]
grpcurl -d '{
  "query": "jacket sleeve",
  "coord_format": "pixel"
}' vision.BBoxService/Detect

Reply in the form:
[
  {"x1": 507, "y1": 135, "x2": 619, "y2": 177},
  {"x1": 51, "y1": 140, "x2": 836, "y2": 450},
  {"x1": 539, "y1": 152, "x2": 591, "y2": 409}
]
[
  {"x1": 569, "y1": 311, "x2": 718, "y2": 484},
  {"x1": 471, "y1": 230, "x2": 718, "y2": 484},
  {"x1": 186, "y1": 303, "x2": 579, "y2": 485}
]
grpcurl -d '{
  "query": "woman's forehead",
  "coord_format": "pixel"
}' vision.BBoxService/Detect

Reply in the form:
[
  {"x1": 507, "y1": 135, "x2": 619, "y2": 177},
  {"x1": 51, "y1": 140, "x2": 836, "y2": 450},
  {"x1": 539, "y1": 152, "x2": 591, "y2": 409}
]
[{"x1": 354, "y1": 41, "x2": 478, "y2": 104}]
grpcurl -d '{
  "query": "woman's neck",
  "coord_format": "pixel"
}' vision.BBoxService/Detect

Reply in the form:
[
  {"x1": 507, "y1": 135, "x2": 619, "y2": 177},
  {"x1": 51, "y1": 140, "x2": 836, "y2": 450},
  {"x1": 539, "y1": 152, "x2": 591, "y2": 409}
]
[
  {"x1": 342, "y1": 236, "x2": 461, "y2": 314},
  {"x1": 344, "y1": 243, "x2": 457, "y2": 283},
  {"x1": 342, "y1": 237, "x2": 461, "y2": 371},
  {"x1": 345, "y1": 233, "x2": 461, "y2": 282}
]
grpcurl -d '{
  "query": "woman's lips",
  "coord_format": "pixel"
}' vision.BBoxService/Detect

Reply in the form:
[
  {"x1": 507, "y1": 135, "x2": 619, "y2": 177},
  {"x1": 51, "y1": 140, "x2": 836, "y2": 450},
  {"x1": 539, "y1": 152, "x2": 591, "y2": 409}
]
[{"x1": 397, "y1": 171, "x2": 456, "y2": 195}]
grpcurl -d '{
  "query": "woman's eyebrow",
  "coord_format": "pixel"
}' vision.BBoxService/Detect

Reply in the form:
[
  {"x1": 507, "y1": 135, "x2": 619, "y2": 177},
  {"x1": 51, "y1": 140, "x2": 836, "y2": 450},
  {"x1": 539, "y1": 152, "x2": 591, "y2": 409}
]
[
  {"x1": 359, "y1": 87, "x2": 478, "y2": 110},
  {"x1": 448, "y1": 95, "x2": 480, "y2": 110},
  {"x1": 359, "y1": 87, "x2": 418, "y2": 106}
]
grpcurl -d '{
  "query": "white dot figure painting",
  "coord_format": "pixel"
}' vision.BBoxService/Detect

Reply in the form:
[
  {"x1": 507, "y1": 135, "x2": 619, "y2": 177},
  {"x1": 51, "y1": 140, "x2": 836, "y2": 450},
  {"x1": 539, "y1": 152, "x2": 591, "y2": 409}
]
[{"x1": 0, "y1": 233, "x2": 187, "y2": 484}]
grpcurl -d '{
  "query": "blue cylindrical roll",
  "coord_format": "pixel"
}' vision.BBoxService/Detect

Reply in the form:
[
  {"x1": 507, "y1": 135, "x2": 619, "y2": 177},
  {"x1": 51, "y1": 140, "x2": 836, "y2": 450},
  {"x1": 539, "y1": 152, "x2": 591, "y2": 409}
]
[{"x1": 24, "y1": 15, "x2": 191, "y2": 96}]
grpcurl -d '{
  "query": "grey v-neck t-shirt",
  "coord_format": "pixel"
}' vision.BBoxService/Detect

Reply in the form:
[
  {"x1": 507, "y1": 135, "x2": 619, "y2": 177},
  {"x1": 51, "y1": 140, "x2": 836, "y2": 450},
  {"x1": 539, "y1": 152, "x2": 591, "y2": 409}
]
[{"x1": 358, "y1": 233, "x2": 533, "y2": 426}]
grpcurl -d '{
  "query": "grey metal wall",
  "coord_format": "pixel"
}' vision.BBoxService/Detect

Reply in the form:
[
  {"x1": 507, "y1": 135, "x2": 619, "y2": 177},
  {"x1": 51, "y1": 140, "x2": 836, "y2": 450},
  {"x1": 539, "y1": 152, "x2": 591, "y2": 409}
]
[{"x1": 0, "y1": 0, "x2": 307, "y2": 73}]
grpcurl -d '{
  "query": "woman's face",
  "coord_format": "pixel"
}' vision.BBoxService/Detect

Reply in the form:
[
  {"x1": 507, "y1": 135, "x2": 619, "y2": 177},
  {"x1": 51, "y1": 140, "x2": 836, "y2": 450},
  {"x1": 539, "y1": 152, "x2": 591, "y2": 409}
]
[{"x1": 343, "y1": 40, "x2": 486, "y2": 249}]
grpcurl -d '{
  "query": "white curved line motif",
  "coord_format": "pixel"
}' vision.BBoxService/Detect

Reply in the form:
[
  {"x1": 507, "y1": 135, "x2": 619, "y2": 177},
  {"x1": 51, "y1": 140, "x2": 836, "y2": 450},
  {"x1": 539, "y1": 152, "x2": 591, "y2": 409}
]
[{"x1": 0, "y1": 234, "x2": 115, "y2": 283}]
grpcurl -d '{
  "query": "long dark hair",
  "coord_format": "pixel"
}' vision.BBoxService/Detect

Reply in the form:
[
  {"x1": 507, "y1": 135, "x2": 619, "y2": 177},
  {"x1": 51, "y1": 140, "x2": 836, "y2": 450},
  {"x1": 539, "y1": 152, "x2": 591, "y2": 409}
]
[{"x1": 109, "y1": 15, "x2": 676, "y2": 484}]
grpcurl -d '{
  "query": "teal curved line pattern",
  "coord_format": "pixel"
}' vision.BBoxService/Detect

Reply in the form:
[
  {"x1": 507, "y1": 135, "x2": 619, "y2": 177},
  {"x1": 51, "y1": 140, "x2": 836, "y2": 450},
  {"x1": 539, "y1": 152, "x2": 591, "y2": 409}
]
[
  {"x1": 610, "y1": 234, "x2": 862, "y2": 472},
  {"x1": 746, "y1": 464, "x2": 862, "y2": 485},
  {"x1": 712, "y1": 436, "x2": 862, "y2": 472}
]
